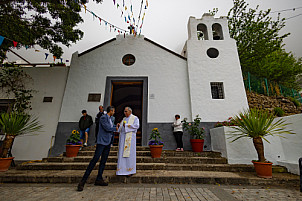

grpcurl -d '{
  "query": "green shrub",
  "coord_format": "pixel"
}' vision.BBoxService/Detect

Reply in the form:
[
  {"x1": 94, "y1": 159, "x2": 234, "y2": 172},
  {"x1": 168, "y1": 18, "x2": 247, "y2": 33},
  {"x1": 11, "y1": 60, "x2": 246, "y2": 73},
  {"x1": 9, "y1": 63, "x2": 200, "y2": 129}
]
[
  {"x1": 274, "y1": 107, "x2": 285, "y2": 117},
  {"x1": 288, "y1": 97, "x2": 301, "y2": 107}
]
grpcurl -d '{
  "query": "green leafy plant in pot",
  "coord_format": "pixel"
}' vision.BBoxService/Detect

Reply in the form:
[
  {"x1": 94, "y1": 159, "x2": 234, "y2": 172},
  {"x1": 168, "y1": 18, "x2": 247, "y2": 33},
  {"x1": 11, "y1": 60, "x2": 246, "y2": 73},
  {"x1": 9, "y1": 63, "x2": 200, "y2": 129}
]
[
  {"x1": 228, "y1": 108, "x2": 294, "y2": 178},
  {"x1": 0, "y1": 112, "x2": 43, "y2": 171},
  {"x1": 182, "y1": 115, "x2": 205, "y2": 152}
]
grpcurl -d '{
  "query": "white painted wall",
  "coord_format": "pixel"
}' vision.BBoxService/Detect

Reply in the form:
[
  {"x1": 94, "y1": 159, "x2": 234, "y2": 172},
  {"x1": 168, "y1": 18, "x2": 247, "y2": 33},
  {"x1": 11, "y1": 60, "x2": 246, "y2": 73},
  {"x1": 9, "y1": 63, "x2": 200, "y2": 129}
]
[
  {"x1": 59, "y1": 35, "x2": 192, "y2": 123},
  {"x1": 1, "y1": 67, "x2": 69, "y2": 160},
  {"x1": 211, "y1": 113, "x2": 302, "y2": 175},
  {"x1": 186, "y1": 15, "x2": 249, "y2": 122}
]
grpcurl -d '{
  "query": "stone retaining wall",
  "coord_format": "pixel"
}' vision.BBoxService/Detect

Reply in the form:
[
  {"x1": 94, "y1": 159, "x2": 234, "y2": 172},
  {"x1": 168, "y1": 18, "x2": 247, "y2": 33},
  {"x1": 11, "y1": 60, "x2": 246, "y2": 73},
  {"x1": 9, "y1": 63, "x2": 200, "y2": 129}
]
[{"x1": 246, "y1": 90, "x2": 302, "y2": 116}]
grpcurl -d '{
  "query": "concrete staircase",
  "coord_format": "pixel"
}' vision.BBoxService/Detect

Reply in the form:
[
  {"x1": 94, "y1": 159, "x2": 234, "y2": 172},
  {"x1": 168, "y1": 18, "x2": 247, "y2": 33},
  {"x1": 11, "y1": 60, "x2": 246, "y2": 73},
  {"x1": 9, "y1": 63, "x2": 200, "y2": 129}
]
[{"x1": 0, "y1": 146, "x2": 299, "y2": 186}]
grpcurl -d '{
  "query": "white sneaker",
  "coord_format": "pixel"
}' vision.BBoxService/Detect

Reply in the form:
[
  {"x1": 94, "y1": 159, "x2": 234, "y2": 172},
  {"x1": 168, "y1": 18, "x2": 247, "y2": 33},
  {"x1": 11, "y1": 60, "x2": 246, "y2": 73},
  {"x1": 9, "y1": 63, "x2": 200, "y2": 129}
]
[{"x1": 84, "y1": 143, "x2": 87, "y2": 147}]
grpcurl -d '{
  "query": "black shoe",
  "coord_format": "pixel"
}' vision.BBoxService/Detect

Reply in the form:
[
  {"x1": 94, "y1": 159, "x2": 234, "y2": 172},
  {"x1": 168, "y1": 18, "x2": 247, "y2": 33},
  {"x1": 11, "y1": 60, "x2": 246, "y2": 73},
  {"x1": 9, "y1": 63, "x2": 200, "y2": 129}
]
[
  {"x1": 94, "y1": 179, "x2": 108, "y2": 186},
  {"x1": 77, "y1": 180, "x2": 85, "y2": 191}
]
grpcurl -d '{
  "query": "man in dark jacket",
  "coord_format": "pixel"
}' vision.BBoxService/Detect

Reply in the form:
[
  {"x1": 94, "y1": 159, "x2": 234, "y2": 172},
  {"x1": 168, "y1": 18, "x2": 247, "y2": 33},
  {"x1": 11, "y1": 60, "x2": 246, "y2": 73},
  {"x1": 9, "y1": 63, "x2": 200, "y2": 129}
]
[{"x1": 79, "y1": 110, "x2": 93, "y2": 147}]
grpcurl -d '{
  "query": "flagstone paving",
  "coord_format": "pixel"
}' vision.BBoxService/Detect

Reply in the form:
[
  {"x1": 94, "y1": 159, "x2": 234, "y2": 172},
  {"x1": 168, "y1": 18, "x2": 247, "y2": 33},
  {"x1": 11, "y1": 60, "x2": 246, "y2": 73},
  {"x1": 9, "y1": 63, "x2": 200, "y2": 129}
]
[{"x1": 0, "y1": 183, "x2": 301, "y2": 201}]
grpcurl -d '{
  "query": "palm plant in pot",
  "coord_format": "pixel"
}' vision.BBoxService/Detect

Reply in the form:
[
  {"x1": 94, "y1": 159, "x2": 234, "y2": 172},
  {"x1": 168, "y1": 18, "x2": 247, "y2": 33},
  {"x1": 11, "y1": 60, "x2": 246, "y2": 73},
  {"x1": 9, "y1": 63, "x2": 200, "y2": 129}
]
[
  {"x1": 148, "y1": 128, "x2": 164, "y2": 158},
  {"x1": 0, "y1": 112, "x2": 43, "y2": 171},
  {"x1": 228, "y1": 108, "x2": 294, "y2": 178},
  {"x1": 182, "y1": 115, "x2": 205, "y2": 152}
]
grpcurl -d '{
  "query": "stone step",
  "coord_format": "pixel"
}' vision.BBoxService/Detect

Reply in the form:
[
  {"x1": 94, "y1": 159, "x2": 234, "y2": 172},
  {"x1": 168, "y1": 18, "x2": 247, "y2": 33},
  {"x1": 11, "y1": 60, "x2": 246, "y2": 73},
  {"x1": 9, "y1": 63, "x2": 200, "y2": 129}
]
[
  {"x1": 44, "y1": 156, "x2": 228, "y2": 164},
  {"x1": 81, "y1": 146, "x2": 150, "y2": 152},
  {"x1": 0, "y1": 169, "x2": 299, "y2": 186},
  {"x1": 76, "y1": 150, "x2": 222, "y2": 158},
  {"x1": 16, "y1": 161, "x2": 287, "y2": 173}
]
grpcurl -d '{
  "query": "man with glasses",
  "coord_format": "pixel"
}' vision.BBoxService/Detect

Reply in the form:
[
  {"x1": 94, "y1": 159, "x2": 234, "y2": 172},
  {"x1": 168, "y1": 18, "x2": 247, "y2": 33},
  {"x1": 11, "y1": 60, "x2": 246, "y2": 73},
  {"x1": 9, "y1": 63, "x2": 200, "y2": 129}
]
[{"x1": 116, "y1": 106, "x2": 139, "y2": 176}]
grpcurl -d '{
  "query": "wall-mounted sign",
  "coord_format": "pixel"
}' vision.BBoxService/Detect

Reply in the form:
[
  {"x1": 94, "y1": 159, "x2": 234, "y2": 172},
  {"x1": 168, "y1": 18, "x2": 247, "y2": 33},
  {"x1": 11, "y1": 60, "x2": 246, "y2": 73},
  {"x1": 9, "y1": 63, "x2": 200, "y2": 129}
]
[{"x1": 149, "y1": 94, "x2": 155, "y2": 99}]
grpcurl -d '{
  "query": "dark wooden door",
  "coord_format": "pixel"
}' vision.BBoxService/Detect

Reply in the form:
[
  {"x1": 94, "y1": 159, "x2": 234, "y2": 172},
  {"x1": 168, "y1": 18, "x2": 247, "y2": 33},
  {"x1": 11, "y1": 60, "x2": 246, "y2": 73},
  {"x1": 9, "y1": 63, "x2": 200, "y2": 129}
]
[{"x1": 110, "y1": 81, "x2": 143, "y2": 146}]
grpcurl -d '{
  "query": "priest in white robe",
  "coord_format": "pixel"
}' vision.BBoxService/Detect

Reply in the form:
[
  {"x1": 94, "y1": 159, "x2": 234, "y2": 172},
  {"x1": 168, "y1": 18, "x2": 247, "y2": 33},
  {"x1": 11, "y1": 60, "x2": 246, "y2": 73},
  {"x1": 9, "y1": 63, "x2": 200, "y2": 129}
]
[{"x1": 116, "y1": 106, "x2": 140, "y2": 176}]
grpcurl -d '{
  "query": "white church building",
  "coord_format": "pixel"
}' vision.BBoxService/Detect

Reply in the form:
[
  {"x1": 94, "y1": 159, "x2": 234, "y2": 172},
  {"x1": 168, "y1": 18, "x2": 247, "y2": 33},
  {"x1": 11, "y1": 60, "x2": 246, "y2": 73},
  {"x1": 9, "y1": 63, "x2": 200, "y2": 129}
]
[{"x1": 2, "y1": 14, "x2": 249, "y2": 160}]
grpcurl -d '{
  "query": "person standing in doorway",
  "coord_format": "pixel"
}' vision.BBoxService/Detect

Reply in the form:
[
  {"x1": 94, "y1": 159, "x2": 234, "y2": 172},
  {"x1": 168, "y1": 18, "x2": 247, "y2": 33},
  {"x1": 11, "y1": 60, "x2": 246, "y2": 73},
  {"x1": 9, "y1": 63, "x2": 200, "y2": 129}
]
[
  {"x1": 116, "y1": 107, "x2": 139, "y2": 176},
  {"x1": 95, "y1": 105, "x2": 105, "y2": 143},
  {"x1": 79, "y1": 110, "x2": 93, "y2": 147},
  {"x1": 172, "y1": 114, "x2": 184, "y2": 151},
  {"x1": 77, "y1": 106, "x2": 117, "y2": 191}
]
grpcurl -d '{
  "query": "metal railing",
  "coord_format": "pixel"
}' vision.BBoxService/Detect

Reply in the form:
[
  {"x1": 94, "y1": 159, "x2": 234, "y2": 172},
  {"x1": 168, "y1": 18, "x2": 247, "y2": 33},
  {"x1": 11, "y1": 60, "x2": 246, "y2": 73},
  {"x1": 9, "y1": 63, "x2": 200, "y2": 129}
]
[{"x1": 243, "y1": 72, "x2": 302, "y2": 103}]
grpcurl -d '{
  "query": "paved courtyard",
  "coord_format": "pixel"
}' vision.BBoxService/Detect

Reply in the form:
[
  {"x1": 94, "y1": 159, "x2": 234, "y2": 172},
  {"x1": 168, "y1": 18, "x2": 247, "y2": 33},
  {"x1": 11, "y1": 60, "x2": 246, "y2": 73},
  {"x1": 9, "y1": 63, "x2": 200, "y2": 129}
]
[{"x1": 0, "y1": 183, "x2": 301, "y2": 201}]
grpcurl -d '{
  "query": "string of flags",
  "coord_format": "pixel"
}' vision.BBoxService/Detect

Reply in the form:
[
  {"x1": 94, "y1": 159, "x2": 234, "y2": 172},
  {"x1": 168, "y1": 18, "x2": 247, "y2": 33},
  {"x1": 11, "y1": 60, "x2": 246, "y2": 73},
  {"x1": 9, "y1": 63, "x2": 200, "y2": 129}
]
[
  {"x1": 0, "y1": 34, "x2": 68, "y2": 63},
  {"x1": 112, "y1": 0, "x2": 148, "y2": 35},
  {"x1": 79, "y1": 3, "x2": 129, "y2": 35},
  {"x1": 1, "y1": 0, "x2": 149, "y2": 64},
  {"x1": 80, "y1": 0, "x2": 148, "y2": 36}
]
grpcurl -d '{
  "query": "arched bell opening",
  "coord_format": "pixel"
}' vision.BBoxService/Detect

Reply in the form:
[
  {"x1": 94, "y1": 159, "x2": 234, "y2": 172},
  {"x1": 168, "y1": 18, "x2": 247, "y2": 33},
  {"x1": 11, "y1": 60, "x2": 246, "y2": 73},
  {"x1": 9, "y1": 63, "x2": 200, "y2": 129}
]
[
  {"x1": 212, "y1": 23, "x2": 224, "y2": 40},
  {"x1": 197, "y1": 23, "x2": 208, "y2": 40}
]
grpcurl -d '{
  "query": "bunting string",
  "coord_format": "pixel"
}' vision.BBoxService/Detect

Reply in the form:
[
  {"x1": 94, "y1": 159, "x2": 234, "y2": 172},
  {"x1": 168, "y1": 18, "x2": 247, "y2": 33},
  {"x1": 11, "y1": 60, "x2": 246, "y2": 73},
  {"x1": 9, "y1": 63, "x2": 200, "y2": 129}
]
[
  {"x1": 0, "y1": 33, "x2": 67, "y2": 64},
  {"x1": 79, "y1": 3, "x2": 129, "y2": 34},
  {"x1": 1, "y1": 0, "x2": 150, "y2": 64},
  {"x1": 111, "y1": 0, "x2": 148, "y2": 36}
]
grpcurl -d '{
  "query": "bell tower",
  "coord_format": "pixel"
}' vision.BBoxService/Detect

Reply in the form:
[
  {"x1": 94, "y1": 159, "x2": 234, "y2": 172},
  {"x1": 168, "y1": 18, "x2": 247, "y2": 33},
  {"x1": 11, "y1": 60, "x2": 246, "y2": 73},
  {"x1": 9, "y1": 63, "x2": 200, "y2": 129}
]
[{"x1": 183, "y1": 13, "x2": 249, "y2": 122}]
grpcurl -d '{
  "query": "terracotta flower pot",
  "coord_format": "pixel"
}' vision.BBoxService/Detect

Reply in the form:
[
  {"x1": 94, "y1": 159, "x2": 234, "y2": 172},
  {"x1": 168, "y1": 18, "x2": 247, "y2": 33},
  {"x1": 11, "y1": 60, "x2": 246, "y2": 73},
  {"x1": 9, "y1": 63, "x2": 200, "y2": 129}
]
[
  {"x1": 149, "y1": 145, "x2": 163, "y2": 158},
  {"x1": 252, "y1": 161, "x2": 273, "y2": 178},
  {"x1": 0, "y1": 157, "x2": 14, "y2": 172},
  {"x1": 190, "y1": 139, "x2": 204, "y2": 152},
  {"x1": 65, "y1": 145, "x2": 81, "y2": 157}
]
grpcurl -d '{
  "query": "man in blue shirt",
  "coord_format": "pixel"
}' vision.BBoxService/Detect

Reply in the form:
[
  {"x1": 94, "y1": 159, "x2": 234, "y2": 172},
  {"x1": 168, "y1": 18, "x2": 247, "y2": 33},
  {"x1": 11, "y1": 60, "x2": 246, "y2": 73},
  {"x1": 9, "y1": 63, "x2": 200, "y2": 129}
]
[{"x1": 77, "y1": 106, "x2": 117, "y2": 191}]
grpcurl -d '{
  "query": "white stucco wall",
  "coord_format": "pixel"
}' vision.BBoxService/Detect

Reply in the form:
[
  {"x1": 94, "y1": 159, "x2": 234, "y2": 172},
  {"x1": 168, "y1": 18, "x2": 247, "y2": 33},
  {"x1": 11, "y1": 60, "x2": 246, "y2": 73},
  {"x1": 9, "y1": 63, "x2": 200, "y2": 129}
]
[
  {"x1": 59, "y1": 35, "x2": 192, "y2": 123},
  {"x1": 210, "y1": 113, "x2": 302, "y2": 175},
  {"x1": 2, "y1": 67, "x2": 69, "y2": 160},
  {"x1": 186, "y1": 15, "x2": 249, "y2": 122}
]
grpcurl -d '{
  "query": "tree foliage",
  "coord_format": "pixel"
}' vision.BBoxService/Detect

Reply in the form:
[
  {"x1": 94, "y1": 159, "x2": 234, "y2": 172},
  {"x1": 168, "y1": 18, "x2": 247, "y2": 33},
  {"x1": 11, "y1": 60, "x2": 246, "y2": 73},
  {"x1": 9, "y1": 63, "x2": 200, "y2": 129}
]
[
  {"x1": 227, "y1": 0, "x2": 289, "y2": 71},
  {"x1": 227, "y1": 0, "x2": 302, "y2": 89},
  {"x1": 0, "y1": 0, "x2": 102, "y2": 63},
  {"x1": 0, "y1": 66, "x2": 34, "y2": 112},
  {"x1": 257, "y1": 50, "x2": 302, "y2": 89}
]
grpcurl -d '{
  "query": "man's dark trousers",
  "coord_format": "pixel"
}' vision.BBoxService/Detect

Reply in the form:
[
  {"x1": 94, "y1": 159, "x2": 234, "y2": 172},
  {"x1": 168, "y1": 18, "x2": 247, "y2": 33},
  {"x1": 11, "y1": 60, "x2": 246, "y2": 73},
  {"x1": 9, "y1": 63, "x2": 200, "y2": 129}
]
[{"x1": 81, "y1": 143, "x2": 111, "y2": 182}]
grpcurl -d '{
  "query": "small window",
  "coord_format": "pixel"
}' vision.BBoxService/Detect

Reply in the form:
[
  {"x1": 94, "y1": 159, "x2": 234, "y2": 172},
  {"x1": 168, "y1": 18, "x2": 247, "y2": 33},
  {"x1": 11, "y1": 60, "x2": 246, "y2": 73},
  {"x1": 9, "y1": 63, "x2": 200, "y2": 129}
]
[
  {"x1": 211, "y1": 82, "x2": 224, "y2": 99},
  {"x1": 122, "y1": 54, "x2": 135, "y2": 66},
  {"x1": 207, "y1": 48, "x2": 219, "y2": 58},
  {"x1": 43, "y1": 97, "x2": 53, "y2": 103},
  {"x1": 0, "y1": 99, "x2": 14, "y2": 113},
  {"x1": 88, "y1": 93, "x2": 101, "y2": 102}
]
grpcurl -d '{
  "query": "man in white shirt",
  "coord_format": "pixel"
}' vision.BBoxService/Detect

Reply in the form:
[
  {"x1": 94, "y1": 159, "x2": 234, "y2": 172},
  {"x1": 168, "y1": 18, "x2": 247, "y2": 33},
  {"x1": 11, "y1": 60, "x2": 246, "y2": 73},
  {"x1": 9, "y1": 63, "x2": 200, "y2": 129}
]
[{"x1": 172, "y1": 114, "x2": 184, "y2": 151}]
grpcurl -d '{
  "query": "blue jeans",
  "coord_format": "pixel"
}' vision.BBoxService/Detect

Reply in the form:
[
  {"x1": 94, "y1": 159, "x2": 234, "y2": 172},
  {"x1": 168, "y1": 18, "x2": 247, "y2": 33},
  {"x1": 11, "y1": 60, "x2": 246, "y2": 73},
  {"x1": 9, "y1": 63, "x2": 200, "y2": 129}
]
[{"x1": 81, "y1": 143, "x2": 111, "y2": 182}]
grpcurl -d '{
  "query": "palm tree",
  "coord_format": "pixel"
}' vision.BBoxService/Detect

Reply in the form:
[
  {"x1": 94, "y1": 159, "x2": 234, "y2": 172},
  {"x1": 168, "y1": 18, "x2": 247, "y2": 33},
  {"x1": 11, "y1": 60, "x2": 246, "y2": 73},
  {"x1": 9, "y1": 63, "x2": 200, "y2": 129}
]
[
  {"x1": 0, "y1": 112, "x2": 43, "y2": 158},
  {"x1": 228, "y1": 108, "x2": 294, "y2": 163}
]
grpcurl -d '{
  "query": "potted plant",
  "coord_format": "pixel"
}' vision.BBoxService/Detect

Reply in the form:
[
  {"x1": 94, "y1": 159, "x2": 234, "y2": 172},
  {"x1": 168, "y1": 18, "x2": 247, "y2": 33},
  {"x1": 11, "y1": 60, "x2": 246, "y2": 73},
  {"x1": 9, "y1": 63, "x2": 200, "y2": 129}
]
[
  {"x1": 148, "y1": 128, "x2": 164, "y2": 158},
  {"x1": 182, "y1": 115, "x2": 205, "y2": 152},
  {"x1": 228, "y1": 108, "x2": 294, "y2": 178},
  {"x1": 65, "y1": 130, "x2": 82, "y2": 157},
  {"x1": 0, "y1": 112, "x2": 43, "y2": 172}
]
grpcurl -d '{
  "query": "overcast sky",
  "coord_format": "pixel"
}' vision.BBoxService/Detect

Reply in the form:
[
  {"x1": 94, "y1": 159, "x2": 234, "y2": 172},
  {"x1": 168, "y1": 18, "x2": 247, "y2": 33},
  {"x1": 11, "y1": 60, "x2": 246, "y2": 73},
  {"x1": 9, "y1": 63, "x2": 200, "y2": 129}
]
[{"x1": 6, "y1": 0, "x2": 302, "y2": 65}]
